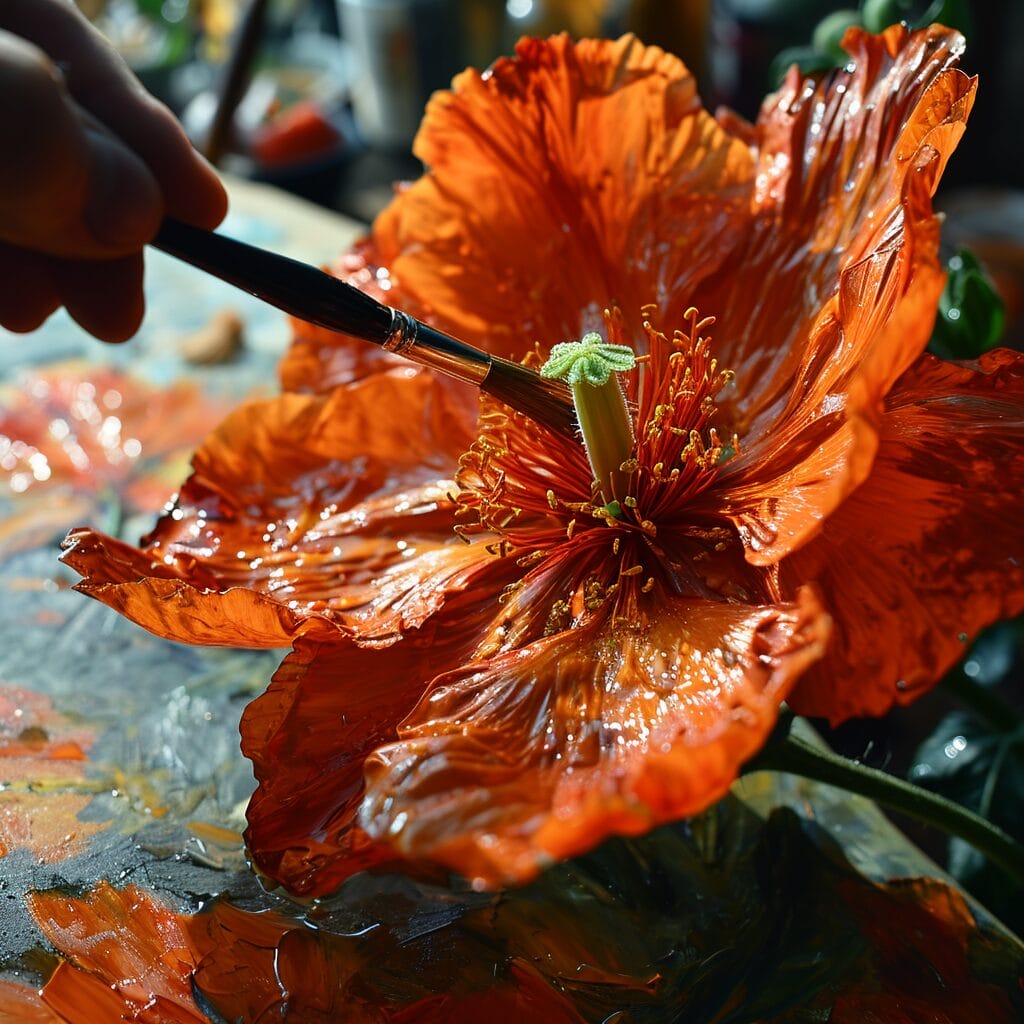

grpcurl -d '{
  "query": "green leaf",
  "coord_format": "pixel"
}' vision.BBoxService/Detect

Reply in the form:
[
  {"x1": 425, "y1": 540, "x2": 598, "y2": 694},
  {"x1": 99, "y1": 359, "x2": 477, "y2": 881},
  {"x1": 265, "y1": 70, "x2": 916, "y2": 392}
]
[
  {"x1": 861, "y1": 0, "x2": 972, "y2": 35},
  {"x1": 769, "y1": 46, "x2": 837, "y2": 88},
  {"x1": 812, "y1": 10, "x2": 862, "y2": 63},
  {"x1": 928, "y1": 250, "x2": 1006, "y2": 360},
  {"x1": 911, "y1": 709, "x2": 1024, "y2": 934}
]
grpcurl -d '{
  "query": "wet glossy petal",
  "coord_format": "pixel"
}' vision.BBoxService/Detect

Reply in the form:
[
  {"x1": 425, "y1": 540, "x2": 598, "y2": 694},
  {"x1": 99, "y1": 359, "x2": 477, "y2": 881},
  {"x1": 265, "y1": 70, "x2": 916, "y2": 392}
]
[
  {"x1": 62, "y1": 369, "x2": 480, "y2": 648},
  {"x1": 705, "y1": 25, "x2": 974, "y2": 563},
  {"x1": 370, "y1": 34, "x2": 754, "y2": 358},
  {"x1": 28, "y1": 883, "x2": 206, "y2": 1024},
  {"x1": 360, "y1": 587, "x2": 829, "y2": 887},
  {"x1": 240, "y1": 584, "x2": 513, "y2": 895},
  {"x1": 783, "y1": 349, "x2": 1024, "y2": 722}
]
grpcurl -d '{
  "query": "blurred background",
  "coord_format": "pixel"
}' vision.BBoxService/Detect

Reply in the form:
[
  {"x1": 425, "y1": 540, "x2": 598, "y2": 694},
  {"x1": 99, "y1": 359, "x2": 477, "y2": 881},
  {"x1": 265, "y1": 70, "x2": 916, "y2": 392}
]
[
  {"x1": 78, "y1": 1, "x2": 1023, "y2": 202},
  {"x1": 79, "y1": 0, "x2": 1024, "y2": 344}
]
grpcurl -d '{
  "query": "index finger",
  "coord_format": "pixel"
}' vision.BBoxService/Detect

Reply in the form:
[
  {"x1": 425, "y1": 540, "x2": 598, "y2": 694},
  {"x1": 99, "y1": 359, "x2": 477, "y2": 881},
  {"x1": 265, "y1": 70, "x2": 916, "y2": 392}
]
[{"x1": 1, "y1": 0, "x2": 227, "y2": 231}]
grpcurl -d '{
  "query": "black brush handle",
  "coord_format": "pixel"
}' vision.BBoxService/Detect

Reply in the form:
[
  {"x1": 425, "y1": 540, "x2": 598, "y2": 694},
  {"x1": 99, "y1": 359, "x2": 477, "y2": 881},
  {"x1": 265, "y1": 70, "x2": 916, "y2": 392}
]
[{"x1": 152, "y1": 218, "x2": 394, "y2": 343}]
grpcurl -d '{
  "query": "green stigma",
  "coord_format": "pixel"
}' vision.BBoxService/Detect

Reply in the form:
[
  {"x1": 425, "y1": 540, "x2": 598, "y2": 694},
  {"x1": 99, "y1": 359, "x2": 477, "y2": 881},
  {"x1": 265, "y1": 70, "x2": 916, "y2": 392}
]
[
  {"x1": 541, "y1": 332, "x2": 637, "y2": 387},
  {"x1": 541, "y1": 332, "x2": 637, "y2": 514}
]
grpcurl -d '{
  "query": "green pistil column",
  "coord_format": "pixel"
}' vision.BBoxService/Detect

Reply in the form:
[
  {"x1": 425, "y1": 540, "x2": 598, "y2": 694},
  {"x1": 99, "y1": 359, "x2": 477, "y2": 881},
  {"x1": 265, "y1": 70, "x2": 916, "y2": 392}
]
[{"x1": 541, "y1": 332, "x2": 636, "y2": 513}]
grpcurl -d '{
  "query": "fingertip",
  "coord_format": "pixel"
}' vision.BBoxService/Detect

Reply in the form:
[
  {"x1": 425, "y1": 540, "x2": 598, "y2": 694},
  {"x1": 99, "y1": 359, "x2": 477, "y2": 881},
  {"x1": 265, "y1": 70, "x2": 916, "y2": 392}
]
[
  {"x1": 83, "y1": 131, "x2": 164, "y2": 252},
  {"x1": 58, "y1": 253, "x2": 146, "y2": 343},
  {"x1": 0, "y1": 298, "x2": 61, "y2": 335},
  {"x1": 0, "y1": 245, "x2": 61, "y2": 333},
  {"x1": 197, "y1": 166, "x2": 230, "y2": 230},
  {"x1": 133, "y1": 94, "x2": 229, "y2": 230},
  {"x1": 166, "y1": 147, "x2": 230, "y2": 231},
  {"x1": 178, "y1": 163, "x2": 229, "y2": 231}
]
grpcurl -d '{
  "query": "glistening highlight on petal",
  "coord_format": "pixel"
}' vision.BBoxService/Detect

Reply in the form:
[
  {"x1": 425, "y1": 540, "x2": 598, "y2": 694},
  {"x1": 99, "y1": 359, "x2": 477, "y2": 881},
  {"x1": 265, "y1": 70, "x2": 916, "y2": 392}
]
[
  {"x1": 359, "y1": 589, "x2": 829, "y2": 887},
  {"x1": 784, "y1": 350, "x2": 1024, "y2": 722}
]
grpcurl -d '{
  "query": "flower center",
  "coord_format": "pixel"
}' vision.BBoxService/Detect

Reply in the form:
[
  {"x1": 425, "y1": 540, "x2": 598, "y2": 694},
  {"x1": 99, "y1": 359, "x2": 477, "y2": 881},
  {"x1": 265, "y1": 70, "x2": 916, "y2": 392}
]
[
  {"x1": 452, "y1": 306, "x2": 740, "y2": 651},
  {"x1": 540, "y1": 332, "x2": 636, "y2": 514}
]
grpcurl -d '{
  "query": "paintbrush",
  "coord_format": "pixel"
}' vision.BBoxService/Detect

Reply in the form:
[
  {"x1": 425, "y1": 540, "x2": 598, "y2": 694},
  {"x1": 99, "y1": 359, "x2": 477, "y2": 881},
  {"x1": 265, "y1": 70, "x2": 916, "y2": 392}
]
[{"x1": 152, "y1": 218, "x2": 577, "y2": 438}]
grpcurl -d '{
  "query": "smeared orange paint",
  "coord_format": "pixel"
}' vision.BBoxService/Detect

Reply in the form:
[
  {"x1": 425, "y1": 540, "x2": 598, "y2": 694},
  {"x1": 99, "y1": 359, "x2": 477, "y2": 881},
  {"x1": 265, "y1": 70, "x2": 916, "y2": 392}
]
[
  {"x1": 27, "y1": 883, "x2": 585, "y2": 1023},
  {"x1": 0, "y1": 687, "x2": 105, "y2": 863},
  {"x1": 25, "y1": 874, "x2": 1022, "y2": 1022},
  {"x1": 0, "y1": 687, "x2": 92, "y2": 764},
  {"x1": 28, "y1": 884, "x2": 207, "y2": 1024},
  {"x1": 828, "y1": 878, "x2": 1021, "y2": 1022}
]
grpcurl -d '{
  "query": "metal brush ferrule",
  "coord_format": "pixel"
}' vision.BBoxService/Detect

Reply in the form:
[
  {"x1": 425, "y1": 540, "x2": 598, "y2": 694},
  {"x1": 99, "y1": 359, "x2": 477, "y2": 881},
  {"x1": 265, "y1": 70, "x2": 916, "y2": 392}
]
[
  {"x1": 384, "y1": 310, "x2": 491, "y2": 386},
  {"x1": 382, "y1": 309, "x2": 419, "y2": 354}
]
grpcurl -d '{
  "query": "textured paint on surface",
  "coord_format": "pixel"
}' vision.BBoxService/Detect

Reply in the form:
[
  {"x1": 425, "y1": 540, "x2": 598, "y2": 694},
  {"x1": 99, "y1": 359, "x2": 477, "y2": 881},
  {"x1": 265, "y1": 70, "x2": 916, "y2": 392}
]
[
  {"x1": 24, "y1": 804, "x2": 1024, "y2": 1022},
  {"x1": 0, "y1": 687, "x2": 104, "y2": 863}
]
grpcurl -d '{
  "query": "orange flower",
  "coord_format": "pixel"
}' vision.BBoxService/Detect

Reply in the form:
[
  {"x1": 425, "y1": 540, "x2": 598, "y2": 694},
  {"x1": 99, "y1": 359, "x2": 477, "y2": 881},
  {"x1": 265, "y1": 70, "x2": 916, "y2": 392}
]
[{"x1": 62, "y1": 27, "x2": 1024, "y2": 891}]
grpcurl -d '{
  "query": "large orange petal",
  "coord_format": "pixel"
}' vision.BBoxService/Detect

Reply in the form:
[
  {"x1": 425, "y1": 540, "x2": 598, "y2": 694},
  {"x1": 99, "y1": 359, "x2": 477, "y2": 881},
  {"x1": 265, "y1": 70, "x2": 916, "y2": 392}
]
[
  {"x1": 28, "y1": 883, "x2": 206, "y2": 1024},
  {"x1": 62, "y1": 369, "x2": 481, "y2": 648},
  {"x1": 370, "y1": 34, "x2": 753, "y2": 359},
  {"x1": 783, "y1": 349, "x2": 1024, "y2": 723},
  {"x1": 240, "y1": 582, "x2": 509, "y2": 895},
  {"x1": 360, "y1": 587, "x2": 829, "y2": 888},
  {"x1": 704, "y1": 25, "x2": 974, "y2": 564}
]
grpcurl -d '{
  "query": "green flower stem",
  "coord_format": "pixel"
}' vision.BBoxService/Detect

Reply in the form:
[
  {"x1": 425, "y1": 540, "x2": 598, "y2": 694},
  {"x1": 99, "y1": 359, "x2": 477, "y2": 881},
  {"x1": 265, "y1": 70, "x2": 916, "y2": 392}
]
[
  {"x1": 746, "y1": 721, "x2": 1024, "y2": 887},
  {"x1": 572, "y1": 375, "x2": 634, "y2": 505}
]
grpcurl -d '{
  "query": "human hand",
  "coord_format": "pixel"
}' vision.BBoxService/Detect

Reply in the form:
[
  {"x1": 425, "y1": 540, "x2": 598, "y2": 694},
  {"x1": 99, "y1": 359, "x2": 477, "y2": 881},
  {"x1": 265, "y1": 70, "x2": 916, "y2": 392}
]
[{"x1": 0, "y1": 0, "x2": 227, "y2": 342}]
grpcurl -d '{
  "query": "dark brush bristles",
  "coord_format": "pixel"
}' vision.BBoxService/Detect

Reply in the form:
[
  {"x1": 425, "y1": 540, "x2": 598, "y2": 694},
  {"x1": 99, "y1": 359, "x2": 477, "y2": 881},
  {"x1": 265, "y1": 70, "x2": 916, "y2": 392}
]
[{"x1": 483, "y1": 357, "x2": 578, "y2": 438}]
